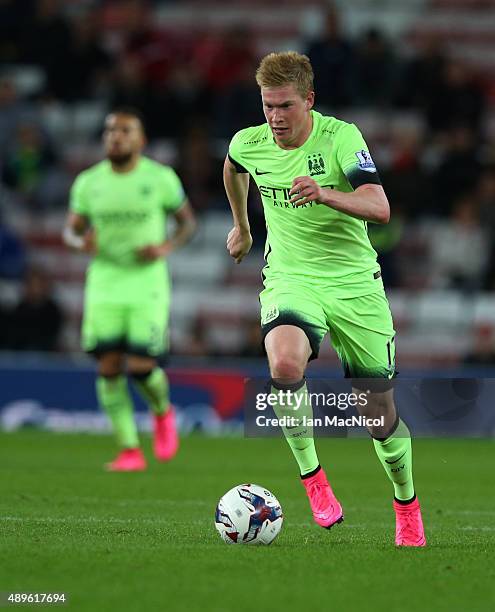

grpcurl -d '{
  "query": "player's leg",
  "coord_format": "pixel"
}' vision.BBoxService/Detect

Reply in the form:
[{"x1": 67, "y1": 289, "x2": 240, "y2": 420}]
[
  {"x1": 127, "y1": 299, "x2": 178, "y2": 461},
  {"x1": 328, "y1": 292, "x2": 415, "y2": 499},
  {"x1": 96, "y1": 350, "x2": 146, "y2": 471},
  {"x1": 264, "y1": 325, "x2": 315, "y2": 473},
  {"x1": 82, "y1": 300, "x2": 145, "y2": 471},
  {"x1": 261, "y1": 282, "x2": 343, "y2": 528},
  {"x1": 329, "y1": 290, "x2": 425, "y2": 545},
  {"x1": 128, "y1": 355, "x2": 170, "y2": 416}
]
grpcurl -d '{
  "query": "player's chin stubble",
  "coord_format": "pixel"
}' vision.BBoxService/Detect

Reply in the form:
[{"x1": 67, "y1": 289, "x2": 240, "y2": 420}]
[{"x1": 107, "y1": 152, "x2": 133, "y2": 166}]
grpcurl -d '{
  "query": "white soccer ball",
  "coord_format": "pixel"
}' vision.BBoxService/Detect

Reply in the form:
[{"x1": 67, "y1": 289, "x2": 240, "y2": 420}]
[{"x1": 215, "y1": 483, "x2": 283, "y2": 545}]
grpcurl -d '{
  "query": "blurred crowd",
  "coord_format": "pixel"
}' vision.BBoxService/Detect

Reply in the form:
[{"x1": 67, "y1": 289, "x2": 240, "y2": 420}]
[
  {"x1": 0, "y1": 266, "x2": 63, "y2": 351},
  {"x1": 1, "y1": 0, "x2": 495, "y2": 357}
]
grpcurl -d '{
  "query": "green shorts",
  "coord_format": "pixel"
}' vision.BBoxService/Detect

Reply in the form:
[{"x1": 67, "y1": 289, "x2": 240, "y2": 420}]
[
  {"x1": 260, "y1": 278, "x2": 396, "y2": 378},
  {"x1": 82, "y1": 297, "x2": 169, "y2": 358}
]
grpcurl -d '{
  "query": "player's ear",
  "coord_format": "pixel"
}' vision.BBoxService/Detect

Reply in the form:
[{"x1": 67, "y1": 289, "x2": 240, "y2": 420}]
[
  {"x1": 305, "y1": 91, "x2": 315, "y2": 111},
  {"x1": 304, "y1": 91, "x2": 315, "y2": 111}
]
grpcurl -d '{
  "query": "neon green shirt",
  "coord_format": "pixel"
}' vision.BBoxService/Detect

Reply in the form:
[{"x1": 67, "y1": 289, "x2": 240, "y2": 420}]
[
  {"x1": 70, "y1": 157, "x2": 185, "y2": 303},
  {"x1": 228, "y1": 110, "x2": 383, "y2": 297}
]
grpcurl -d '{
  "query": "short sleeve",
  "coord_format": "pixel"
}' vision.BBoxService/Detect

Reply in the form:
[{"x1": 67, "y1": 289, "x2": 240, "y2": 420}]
[
  {"x1": 69, "y1": 173, "x2": 90, "y2": 216},
  {"x1": 336, "y1": 123, "x2": 381, "y2": 189},
  {"x1": 162, "y1": 167, "x2": 186, "y2": 212},
  {"x1": 228, "y1": 131, "x2": 248, "y2": 173}
]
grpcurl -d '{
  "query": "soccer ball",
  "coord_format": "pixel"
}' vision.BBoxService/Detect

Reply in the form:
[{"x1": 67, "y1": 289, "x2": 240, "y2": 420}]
[{"x1": 215, "y1": 483, "x2": 283, "y2": 545}]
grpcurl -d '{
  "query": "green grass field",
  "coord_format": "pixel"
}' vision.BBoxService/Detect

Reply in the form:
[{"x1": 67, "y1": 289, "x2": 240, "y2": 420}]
[{"x1": 1, "y1": 432, "x2": 494, "y2": 612}]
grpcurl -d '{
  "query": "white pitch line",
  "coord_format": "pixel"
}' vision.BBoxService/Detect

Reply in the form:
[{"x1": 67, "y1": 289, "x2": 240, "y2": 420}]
[
  {"x1": 459, "y1": 526, "x2": 495, "y2": 532},
  {"x1": 6, "y1": 497, "x2": 495, "y2": 516},
  {"x1": 446, "y1": 510, "x2": 495, "y2": 516},
  {"x1": 1, "y1": 517, "x2": 494, "y2": 533},
  {"x1": 0, "y1": 516, "x2": 209, "y2": 526},
  {"x1": 68, "y1": 496, "x2": 211, "y2": 508}
]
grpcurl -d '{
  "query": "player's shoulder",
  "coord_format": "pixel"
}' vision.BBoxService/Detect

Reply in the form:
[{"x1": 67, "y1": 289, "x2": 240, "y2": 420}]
[
  {"x1": 72, "y1": 159, "x2": 108, "y2": 187},
  {"x1": 230, "y1": 123, "x2": 271, "y2": 151},
  {"x1": 140, "y1": 155, "x2": 167, "y2": 172},
  {"x1": 77, "y1": 159, "x2": 109, "y2": 178},
  {"x1": 140, "y1": 156, "x2": 177, "y2": 178},
  {"x1": 316, "y1": 111, "x2": 360, "y2": 139}
]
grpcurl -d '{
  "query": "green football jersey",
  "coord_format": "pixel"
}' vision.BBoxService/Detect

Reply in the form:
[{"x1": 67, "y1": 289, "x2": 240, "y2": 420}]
[
  {"x1": 70, "y1": 156, "x2": 185, "y2": 303},
  {"x1": 228, "y1": 110, "x2": 383, "y2": 297}
]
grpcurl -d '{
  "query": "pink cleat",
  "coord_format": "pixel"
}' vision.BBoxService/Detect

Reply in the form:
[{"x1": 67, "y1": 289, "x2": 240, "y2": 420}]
[
  {"x1": 105, "y1": 448, "x2": 147, "y2": 472},
  {"x1": 153, "y1": 406, "x2": 179, "y2": 461},
  {"x1": 301, "y1": 467, "x2": 344, "y2": 529},
  {"x1": 393, "y1": 497, "x2": 427, "y2": 547}
]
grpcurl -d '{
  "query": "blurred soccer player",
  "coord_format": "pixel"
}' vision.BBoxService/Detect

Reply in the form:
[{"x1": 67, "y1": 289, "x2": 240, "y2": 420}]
[
  {"x1": 224, "y1": 52, "x2": 426, "y2": 546},
  {"x1": 64, "y1": 109, "x2": 196, "y2": 471}
]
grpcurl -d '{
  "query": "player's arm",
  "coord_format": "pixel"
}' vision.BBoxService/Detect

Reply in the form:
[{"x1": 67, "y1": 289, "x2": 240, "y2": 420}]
[
  {"x1": 137, "y1": 199, "x2": 196, "y2": 261},
  {"x1": 290, "y1": 122, "x2": 390, "y2": 223},
  {"x1": 62, "y1": 212, "x2": 96, "y2": 253},
  {"x1": 289, "y1": 180, "x2": 390, "y2": 224},
  {"x1": 168, "y1": 199, "x2": 196, "y2": 251},
  {"x1": 223, "y1": 155, "x2": 252, "y2": 264}
]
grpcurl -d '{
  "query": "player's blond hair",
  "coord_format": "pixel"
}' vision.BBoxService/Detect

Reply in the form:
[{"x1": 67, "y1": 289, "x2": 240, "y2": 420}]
[{"x1": 255, "y1": 51, "x2": 314, "y2": 97}]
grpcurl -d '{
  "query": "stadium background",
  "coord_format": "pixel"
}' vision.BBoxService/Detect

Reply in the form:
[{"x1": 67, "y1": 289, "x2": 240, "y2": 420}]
[
  {"x1": 2, "y1": 3, "x2": 495, "y2": 611},
  {"x1": 1, "y1": 0, "x2": 495, "y2": 433}
]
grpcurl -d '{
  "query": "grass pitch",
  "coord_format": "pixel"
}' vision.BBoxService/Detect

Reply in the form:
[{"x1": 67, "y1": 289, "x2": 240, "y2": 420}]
[{"x1": 1, "y1": 432, "x2": 494, "y2": 612}]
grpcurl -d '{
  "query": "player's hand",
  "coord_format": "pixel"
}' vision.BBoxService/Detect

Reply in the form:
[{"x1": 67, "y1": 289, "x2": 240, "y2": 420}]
[
  {"x1": 227, "y1": 226, "x2": 252, "y2": 264},
  {"x1": 289, "y1": 176, "x2": 324, "y2": 206},
  {"x1": 82, "y1": 230, "x2": 97, "y2": 255},
  {"x1": 136, "y1": 243, "x2": 171, "y2": 261}
]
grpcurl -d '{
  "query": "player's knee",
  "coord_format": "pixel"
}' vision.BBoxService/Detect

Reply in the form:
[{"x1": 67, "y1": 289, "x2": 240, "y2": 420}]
[
  {"x1": 129, "y1": 369, "x2": 153, "y2": 382},
  {"x1": 97, "y1": 354, "x2": 124, "y2": 378},
  {"x1": 98, "y1": 368, "x2": 122, "y2": 378},
  {"x1": 127, "y1": 356, "x2": 156, "y2": 375},
  {"x1": 270, "y1": 354, "x2": 305, "y2": 382},
  {"x1": 368, "y1": 412, "x2": 399, "y2": 440}
]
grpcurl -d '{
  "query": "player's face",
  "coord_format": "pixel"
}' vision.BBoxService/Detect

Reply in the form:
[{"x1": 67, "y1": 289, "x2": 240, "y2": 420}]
[
  {"x1": 103, "y1": 114, "x2": 145, "y2": 164},
  {"x1": 261, "y1": 84, "x2": 314, "y2": 148}
]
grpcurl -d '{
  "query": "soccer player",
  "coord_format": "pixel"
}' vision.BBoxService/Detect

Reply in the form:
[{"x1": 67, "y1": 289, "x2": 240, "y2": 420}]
[
  {"x1": 224, "y1": 52, "x2": 426, "y2": 546},
  {"x1": 63, "y1": 108, "x2": 196, "y2": 471}
]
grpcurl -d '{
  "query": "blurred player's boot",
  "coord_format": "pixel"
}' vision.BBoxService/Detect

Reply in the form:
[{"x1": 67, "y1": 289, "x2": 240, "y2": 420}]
[
  {"x1": 393, "y1": 497, "x2": 426, "y2": 546},
  {"x1": 301, "y1": 467, "x2": 344, "y2": 529},
  {"x1": 153, "y1": 406, "x2": 179, "y2": 461},
  {"x1": 105, "y1": 448, "x2": 147, "y2": 472}
]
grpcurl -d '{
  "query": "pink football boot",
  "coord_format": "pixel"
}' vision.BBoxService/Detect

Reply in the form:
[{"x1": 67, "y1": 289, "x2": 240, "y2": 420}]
[
  {"x1": 153, "y1": 407, "x2": 179, "y2": 461},
  {"x1": 105, "y1": 448, "x2": 147, "y2": 472},
  {"x1": 301, "y1": 467, "x2": 344, "y2": 529},
  {"x1": 393, "y1": 497, "x2": 427, "y2": 547}
]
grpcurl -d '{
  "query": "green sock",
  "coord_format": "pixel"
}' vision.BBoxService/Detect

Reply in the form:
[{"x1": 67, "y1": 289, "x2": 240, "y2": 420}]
[
  {"x1": 96, "y1": 375, "x2": 139, "y2": 448},
  {"x1": 373, "y1": 418, "x2": 415, "y2": 501},
  {"x1": 271, "y1": 380, "x2": 319, "y2": 476},
  {"x1": 132, "y1": 368, "x2": 170, "y2": 416}
]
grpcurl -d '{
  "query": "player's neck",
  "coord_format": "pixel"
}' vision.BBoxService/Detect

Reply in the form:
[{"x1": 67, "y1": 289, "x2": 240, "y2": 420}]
[
  {"x1": 109, "y1": 156, "x2": 141, "y2": 173},
  {"x1": 276, "y1": 113, "x2": 313, "y2": 150}
]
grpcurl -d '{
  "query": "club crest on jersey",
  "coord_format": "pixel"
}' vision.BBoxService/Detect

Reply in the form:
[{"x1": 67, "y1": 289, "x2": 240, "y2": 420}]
[
  {"x1": 262, "y1": 305, "x2": 279, "y2": 325},
  {"x1": 307, "y1": 153, "x2": 326, "y2": 177},
  {"x1": 355, "y1": 150, "x2": 376, "y2": 172}
]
